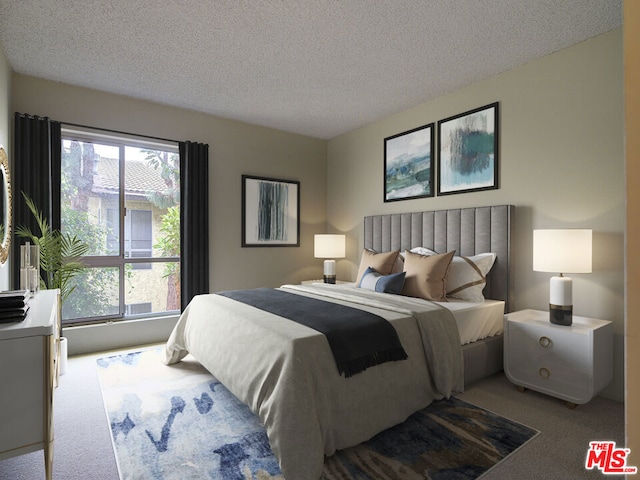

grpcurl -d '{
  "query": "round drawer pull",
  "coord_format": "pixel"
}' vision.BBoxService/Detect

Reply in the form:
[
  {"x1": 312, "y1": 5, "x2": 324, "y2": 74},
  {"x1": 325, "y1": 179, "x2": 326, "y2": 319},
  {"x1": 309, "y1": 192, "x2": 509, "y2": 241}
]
[
  {"x1": 539, "y1": 367, "x2": 551, "y2": 379},
  {"x1": 539, "y1": 336, "x2": 552, "y2": 348}
]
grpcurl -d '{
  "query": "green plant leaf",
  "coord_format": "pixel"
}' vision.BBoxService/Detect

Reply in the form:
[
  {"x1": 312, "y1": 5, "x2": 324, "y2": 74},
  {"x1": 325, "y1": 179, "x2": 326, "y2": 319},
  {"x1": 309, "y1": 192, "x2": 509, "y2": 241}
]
[{"x1": 16, "y1": 192, "x2": 89, "y2": 308}]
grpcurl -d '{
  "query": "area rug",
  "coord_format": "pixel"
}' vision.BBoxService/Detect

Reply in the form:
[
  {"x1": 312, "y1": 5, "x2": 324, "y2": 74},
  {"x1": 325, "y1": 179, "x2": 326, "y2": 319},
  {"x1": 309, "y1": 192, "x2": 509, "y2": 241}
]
[{"x1": 97, "y1": 348, "x2": 537, "y2": 480}]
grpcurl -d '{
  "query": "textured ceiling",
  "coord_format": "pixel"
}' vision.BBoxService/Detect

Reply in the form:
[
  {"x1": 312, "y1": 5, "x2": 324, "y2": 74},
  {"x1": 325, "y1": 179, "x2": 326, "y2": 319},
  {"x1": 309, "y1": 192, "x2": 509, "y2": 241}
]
[{"x1": 0, "y1": 1, "x2": 623, "y2": 139}]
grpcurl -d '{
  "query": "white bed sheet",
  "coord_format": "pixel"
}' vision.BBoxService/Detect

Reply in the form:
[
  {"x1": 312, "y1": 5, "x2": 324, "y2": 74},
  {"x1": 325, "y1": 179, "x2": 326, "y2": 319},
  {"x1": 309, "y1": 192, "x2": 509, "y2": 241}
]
[
  {"x1": 330, "y1": 282, "x2": 504, "y2": 345},
  {"x1": 436, "y1": 298, "x2": 505, "y2": 345}
]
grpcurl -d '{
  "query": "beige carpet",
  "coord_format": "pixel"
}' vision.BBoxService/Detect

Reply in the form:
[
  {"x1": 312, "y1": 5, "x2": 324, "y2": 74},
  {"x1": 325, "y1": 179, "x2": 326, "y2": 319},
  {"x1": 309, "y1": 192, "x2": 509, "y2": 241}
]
[{"x1": 457, "y1": 375, "x2": 625, "y2": 479}]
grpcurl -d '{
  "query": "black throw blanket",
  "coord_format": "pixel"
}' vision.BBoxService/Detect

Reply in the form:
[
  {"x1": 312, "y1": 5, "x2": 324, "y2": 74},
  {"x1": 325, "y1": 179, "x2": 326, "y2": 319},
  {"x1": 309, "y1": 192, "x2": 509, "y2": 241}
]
[{"x1": 217, "y1": 288, "x2": 408, "y2": 377}]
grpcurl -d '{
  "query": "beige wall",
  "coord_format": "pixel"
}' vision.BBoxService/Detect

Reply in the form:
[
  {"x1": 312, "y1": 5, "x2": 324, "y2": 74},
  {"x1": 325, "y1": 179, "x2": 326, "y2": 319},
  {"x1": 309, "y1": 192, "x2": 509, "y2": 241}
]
[
  {"x1": 327, "y1": 30, "x2": 625, "y2": 402},
  {"x1": 10, "y1": 75, "x2": 328, "y2": 292},
  {"x1": 624, "y1": 0, "x2": 639, "y2": 466},
  {"x1": 0, "y1": 45, "x2": 10, "y2": 291}
]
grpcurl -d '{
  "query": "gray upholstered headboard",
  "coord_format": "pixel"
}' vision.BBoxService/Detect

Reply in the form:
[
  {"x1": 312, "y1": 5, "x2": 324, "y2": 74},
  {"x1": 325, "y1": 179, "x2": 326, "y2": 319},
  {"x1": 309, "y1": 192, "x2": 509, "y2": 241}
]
[{"x1": 364, "y1": 205, "x2": 514, "y2": 312}]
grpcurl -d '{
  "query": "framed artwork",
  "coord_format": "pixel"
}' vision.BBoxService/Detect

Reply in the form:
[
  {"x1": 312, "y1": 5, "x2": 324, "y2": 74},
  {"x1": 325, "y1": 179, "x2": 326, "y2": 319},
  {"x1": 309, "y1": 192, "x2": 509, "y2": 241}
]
[
  {"x1": 384, "y1": 123, "x2": 434, "y2": 202},
  {"x1": 242, "y1": 175, "x2": 300, "y2": 247},
  {"x1": 437, "y1": 102, "x2": 499, "y2": 195}
]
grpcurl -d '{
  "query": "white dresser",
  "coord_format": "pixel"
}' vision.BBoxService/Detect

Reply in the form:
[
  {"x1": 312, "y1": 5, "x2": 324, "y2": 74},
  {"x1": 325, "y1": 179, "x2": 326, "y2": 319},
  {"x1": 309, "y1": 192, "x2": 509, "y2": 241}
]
[
  {"x1": 0, "y1": 290, "x2": 60, "y2": 480},
  {"x1": 504, "y1": 309, "x2": 613, "y2": 407}
]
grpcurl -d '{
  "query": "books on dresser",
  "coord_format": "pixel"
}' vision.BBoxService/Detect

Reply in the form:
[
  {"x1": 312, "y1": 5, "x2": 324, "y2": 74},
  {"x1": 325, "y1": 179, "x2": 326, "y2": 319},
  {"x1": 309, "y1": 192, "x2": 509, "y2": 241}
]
[{"x1": 0, "y1": 290, "x2": 31, "y2": 323}]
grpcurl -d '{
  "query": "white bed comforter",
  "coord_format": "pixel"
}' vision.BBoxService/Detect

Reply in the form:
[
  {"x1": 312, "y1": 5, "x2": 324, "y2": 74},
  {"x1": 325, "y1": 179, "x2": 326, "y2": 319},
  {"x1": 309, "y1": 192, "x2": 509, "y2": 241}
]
[{"x1": 165, "y1": 283, "x2": 463, "y2": 480}]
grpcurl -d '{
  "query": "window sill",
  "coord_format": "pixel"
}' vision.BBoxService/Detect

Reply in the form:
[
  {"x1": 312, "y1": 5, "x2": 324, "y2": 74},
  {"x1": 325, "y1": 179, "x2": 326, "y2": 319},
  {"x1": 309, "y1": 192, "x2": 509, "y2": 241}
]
[{"x1": 64, "y1": 314, "x2": 180, "y2": 356}]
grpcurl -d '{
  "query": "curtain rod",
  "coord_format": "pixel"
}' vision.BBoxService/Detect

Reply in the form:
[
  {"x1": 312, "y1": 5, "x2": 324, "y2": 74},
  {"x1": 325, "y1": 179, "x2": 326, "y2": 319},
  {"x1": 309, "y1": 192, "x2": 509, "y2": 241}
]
[
  {"x1": 16, "y1": 113, "x2": 197, "y2": 146},
  {"x1": 61, "y1": 121, "x2": 180, "y2": 145}
]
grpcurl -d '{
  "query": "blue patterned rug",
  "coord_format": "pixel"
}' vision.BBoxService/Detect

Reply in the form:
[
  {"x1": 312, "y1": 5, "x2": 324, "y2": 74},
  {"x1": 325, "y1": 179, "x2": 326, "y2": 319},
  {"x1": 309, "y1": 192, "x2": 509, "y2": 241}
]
[{"x1": 97, "y1": 348, "x2": 537, "y2": 480}]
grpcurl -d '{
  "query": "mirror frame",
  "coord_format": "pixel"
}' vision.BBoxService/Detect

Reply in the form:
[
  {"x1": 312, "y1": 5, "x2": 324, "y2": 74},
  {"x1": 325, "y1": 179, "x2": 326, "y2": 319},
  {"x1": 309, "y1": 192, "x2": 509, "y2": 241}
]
[{"x1": 0, "y1": 147, "x2": 12, "y2": 264}]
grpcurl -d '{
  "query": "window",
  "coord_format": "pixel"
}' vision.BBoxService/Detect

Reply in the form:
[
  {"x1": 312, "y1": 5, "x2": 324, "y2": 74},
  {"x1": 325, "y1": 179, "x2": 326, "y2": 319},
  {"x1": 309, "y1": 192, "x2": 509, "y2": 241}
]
[
  {"x1": 60, "y1": 127, "x2": 180, "y2": 325},
  {"x1": 108, "y1": 208, "x2": 153, "y2": 269}
]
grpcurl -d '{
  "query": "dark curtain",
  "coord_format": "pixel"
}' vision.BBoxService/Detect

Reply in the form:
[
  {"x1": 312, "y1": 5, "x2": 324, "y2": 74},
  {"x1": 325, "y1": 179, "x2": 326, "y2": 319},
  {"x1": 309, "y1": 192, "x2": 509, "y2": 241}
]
[
  {"x1": 12, "y1": 113, "x2": 61, "y2": 289},
  {"x1": 179, "y1": 141, "x2": 210, "y2": 310}
]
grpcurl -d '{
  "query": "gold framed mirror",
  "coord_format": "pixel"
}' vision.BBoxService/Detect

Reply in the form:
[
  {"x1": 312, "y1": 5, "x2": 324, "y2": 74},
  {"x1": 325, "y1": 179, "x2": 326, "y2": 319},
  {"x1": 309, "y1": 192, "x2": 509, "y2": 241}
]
[{"x1": 0, "y1": 147, "x2": 12, "y2": 264}]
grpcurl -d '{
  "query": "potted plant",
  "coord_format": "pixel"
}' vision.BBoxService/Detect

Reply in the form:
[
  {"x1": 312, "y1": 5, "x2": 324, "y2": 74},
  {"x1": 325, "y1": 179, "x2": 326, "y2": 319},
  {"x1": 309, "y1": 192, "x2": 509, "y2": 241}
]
[{"x1": 16, "y1": 193, "x2": 89, "y2": 374}]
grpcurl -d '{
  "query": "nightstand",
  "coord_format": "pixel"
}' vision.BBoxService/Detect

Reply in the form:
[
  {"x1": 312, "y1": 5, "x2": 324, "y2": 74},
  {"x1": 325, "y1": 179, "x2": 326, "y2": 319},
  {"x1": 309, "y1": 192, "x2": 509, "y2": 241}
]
[{"x1": 504, "y1": 309, "x2": 613, "y2": 408}]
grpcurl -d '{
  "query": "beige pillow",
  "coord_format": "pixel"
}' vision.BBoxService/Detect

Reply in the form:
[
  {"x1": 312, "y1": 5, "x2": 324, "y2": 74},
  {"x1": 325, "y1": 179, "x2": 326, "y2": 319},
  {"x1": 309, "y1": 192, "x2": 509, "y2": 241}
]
[
  {"x1": 390, "y1": 252, "x2": 404, "y2": 274},
  {"x1": 401, "y1": 250, "x2": 455, "y2": 301},
  {"x1": 356, "y1": 250, "x2": 400, "y2": 285},
  {"x1": 408, "y1": 248, "x2": 497, "y2": 302}
]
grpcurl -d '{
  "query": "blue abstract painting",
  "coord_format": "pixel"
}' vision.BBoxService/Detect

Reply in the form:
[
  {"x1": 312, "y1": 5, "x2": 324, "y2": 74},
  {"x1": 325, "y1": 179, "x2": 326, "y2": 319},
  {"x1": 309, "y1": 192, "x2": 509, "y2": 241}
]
[
  {"x1": 438, "y1": 103, "x2": 499, "y2": 195},
  {"x1": 257, "y1": 180, "x2": 289, "y2": 241},
  {"x1": 384, "y1": 123, "x2": 434, "y2": 202},
  {"x1": 242, "y1": 175, "x2": 300, "y2": 246}
]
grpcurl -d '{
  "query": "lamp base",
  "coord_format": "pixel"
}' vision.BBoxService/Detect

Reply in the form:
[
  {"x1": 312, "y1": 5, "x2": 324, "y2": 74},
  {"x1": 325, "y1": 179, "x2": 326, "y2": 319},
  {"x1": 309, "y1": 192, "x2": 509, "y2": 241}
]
[
  {"x1": 323, "y1": 259, "x2": 336, "y2": 284},
  {"x1": 550, "y1": 304, "x2": 572, "y2": 326}
]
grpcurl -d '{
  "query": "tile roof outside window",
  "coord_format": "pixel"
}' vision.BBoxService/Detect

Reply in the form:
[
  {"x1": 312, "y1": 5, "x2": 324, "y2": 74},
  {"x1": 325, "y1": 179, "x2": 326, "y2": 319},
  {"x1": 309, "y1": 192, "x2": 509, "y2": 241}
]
[{"x1": 94, "y1": 157, "x2": 170, "y2": 195}]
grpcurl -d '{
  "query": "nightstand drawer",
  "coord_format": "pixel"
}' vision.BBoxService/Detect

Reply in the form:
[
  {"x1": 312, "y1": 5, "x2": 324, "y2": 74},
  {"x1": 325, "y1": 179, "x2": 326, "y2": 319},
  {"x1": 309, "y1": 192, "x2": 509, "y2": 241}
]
[
  {"x1": 506, "y1": 321, "x2": 591, "y2": 399},
  {"x1": 504, "y1": 309, "x2": 613, "y2": 405}
]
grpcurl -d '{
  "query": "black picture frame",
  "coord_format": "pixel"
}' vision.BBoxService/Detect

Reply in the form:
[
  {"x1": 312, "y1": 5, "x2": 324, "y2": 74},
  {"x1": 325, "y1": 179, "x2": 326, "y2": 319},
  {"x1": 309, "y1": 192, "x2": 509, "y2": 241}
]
[
  {"x1": 242, "y1": 175, "x2": 300, "y2": 247},
  {"x1": 437, "y1": 102, "x2": 499, "y2": 196},
  {"x1": 384, "y1": 123, "x2": 434, "y2": 202}
]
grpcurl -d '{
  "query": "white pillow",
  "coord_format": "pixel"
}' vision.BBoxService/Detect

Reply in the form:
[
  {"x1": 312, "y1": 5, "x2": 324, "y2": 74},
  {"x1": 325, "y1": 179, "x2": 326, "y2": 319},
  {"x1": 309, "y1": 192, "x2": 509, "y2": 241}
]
[
  {"x1": 409, "y1": 247, "x2": 437, "y2": 257},
  {"x1": 409, "y1": 248, "x2": 496, "y2": 302}
]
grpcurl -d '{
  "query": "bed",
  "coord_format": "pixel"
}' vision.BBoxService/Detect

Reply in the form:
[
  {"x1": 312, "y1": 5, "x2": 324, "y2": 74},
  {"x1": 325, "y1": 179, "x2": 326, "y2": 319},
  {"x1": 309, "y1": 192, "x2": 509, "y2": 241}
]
[
  {"x1": 165, "y1": 204, "x2": 514, "y2": 480},
  {"x1": 363, "y1": 205, "x2": 514, "y2": 386}
]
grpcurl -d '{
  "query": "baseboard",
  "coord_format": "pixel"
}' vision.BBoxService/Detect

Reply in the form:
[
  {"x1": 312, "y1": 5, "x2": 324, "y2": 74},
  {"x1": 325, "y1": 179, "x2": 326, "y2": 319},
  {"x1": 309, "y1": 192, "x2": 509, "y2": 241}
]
[{"x1": 64, "y1": 315, "x2": 179, "y2": 356}]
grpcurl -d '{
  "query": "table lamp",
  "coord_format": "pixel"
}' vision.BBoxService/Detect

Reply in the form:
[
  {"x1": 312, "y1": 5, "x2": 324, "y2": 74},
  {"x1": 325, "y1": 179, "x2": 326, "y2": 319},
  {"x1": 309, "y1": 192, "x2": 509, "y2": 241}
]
[
  {"x1": 533, "y1": 229, "x2": 592, "y2": 326},
  {"x1": 314, "y1": 234, "x2": 345, "y2": 284}
]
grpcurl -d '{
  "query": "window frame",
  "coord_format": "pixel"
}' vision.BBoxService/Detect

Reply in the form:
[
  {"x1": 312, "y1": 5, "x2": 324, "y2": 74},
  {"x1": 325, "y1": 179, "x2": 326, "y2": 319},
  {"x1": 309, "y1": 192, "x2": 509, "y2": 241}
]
[{"x1": 60, "y1": 126, "x2": 180, "y2": 326}]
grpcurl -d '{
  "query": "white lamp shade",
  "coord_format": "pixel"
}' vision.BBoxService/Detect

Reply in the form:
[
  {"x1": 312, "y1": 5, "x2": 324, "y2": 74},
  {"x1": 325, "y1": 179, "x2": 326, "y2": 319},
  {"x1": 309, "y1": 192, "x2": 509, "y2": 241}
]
[
  {"x1": 314, "y1": 234, "x2": 346, "y2": 258},
  {"x1": 533, "y1": 229, "x2": 592, "y2": 274}
]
